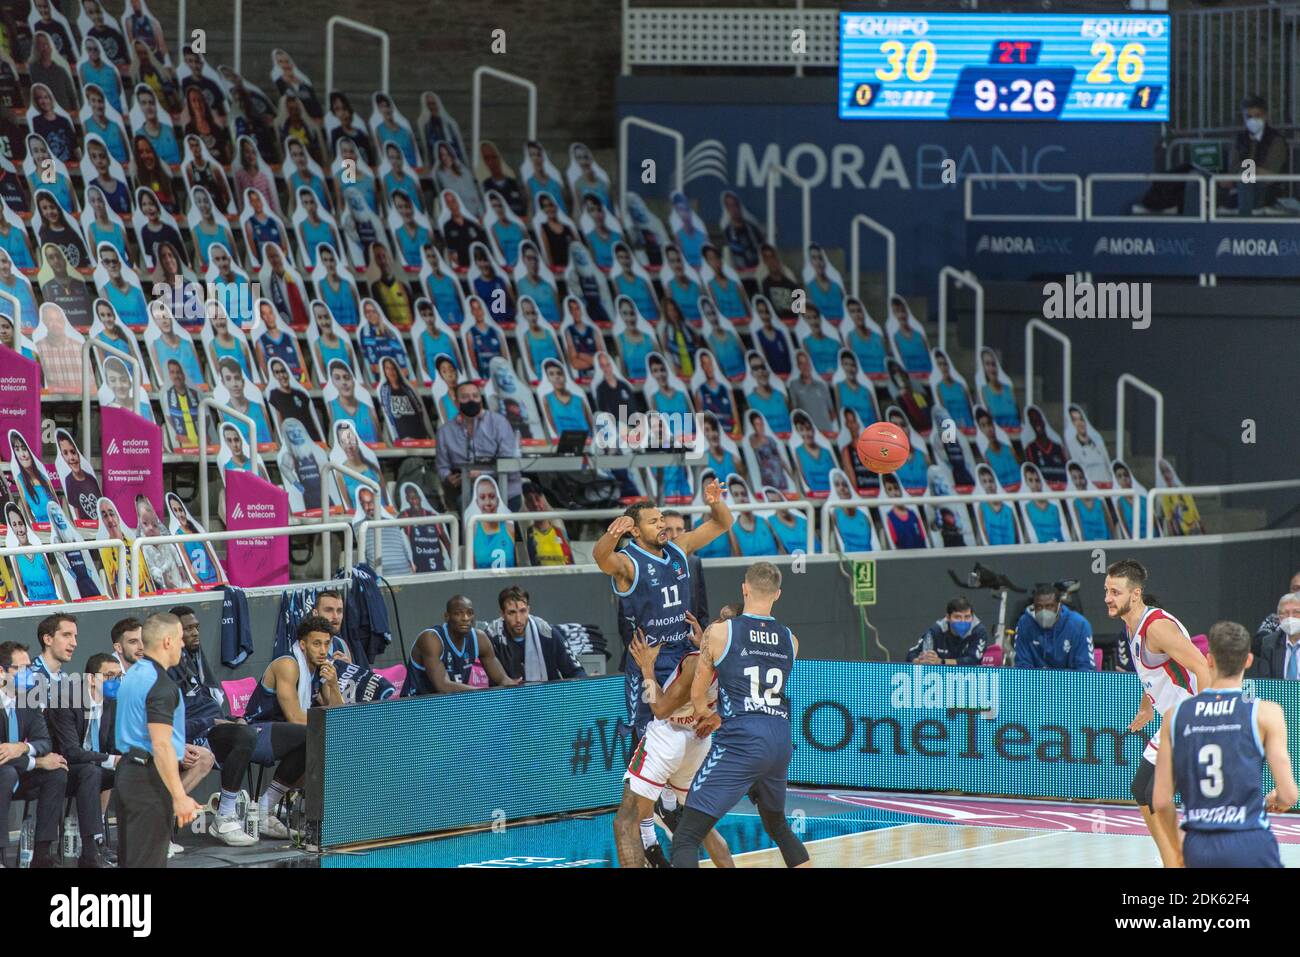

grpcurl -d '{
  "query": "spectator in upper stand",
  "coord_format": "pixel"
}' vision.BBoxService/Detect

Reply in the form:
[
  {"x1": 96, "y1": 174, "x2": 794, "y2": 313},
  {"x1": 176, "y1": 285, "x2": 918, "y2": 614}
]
[
  {"x1": 1256, "y1": 571, "x2": 1300, "y2": 643},
  {"x1": 1248, "y1": 593, "x2": 1300, "y2": 681},
  {"x1": 0, "y1": 641, "x2": 71, "y2": 868},
  {"x1": 1135, "y1": 94, "x2": 1290, "y2": 215},
  {"x1": 435, "y1": 379, "x2": 522, "y2": 513},
  {"x1": 906, "y1": 597, "x2": 989, "y2": 667},
  {"x1": 484, "y1": 586, "x2": 587, "y2": 683},
  {"x1": 1014, "y1": 583, "x2": 1095, "y2": 671}
]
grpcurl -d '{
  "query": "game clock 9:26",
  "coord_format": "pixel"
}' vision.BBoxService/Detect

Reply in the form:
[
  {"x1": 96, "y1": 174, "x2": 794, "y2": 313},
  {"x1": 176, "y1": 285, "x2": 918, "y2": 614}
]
[{"x1": 947, "y1": 68, "x2": 1075, "y2": 119}]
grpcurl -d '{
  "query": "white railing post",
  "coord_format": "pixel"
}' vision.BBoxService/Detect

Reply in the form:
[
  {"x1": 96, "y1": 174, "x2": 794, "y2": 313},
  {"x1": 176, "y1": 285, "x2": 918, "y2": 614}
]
[
  {"x1": 131, "y1": 523, "x2": 354, "y2": 599},
  {"x1": 618, "y1": 116, "x2": 684, "y2": 216},
  {"x1": 964, "y1": 173, "x2": 1084, "y2": 222},
  {"x1": 199, "y1": 398, "x2": 265, "y2": 530},
  {"x1": 357, "y1": 514, "x2": 461, "y2": 574},
  {"x1": 936, "y1": 266, "x2": 983, "y2": 357},
  {"x1": 765, "y1": 162, "x2": 813, "y2": 253},
  {"x1": 850, "y1": 213, "x2": 895, "y2": 305},
  {"x1": 1116, "y1": 373, "x2": 1165, "y2": 491},
  {"x1": 1209, "y1": 175, "x2": 1300, "y2": 223},
  {"x1": 1023, "y1": 319, "x2": 1072, "y2": 413},
  {"x1": 1, "y1": 538, "x2": 127, "y2": 602},
  {"x1": 318, "y1": 462, "x2": 381, "y2": 577},
  {"x1": 81, "y1": 338, "x2": 144, "y2": 454},
  {"x1": 1084, "y1": 172, "x2": 1206, "y2": 222},
  {"x1": 472, "y1": 66, "x2": 538, "y2": 168},
  {"x1": 325, "y1": 17, "x2": 390, "y2": 98}
]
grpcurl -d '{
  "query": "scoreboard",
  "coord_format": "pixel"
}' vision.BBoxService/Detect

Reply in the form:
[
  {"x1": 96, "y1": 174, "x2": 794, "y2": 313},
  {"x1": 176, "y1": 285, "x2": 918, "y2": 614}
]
[{"x1": 839, "y1": 13, "x2": 1169, "y2": 122}]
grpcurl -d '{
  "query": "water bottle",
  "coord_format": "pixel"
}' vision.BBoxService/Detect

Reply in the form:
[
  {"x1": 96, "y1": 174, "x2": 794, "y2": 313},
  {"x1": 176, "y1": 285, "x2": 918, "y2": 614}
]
[
  {"x1": 233, "y1": 789, "x2": 249, "y2": 823},
  {"x1": 922, "y1": 634, "x2": 934, "y2": 654},
  {"x1": 62, "y1": 817, "x2": 81, "y2": 862},
  {"x1": 244, "y1": 801, "x2": 260, "y2": 841},
  {"x1": 18, "y1": 818, "x2": 34, "y2": 868}
]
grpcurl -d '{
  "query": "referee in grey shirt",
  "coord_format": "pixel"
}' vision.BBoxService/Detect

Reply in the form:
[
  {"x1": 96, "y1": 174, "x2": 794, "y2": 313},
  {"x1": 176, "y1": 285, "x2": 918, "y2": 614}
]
[
  {"x1": 436, "y1": 380, "x2": 522, "y2": 512},
  {"x1": 114, "y1": 613, "x2": 202, "y2": 867}
]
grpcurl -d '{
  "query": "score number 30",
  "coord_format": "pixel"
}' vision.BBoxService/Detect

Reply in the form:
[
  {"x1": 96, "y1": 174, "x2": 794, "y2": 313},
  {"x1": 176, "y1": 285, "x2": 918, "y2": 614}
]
[{"x1": 875, "y1": 40, "x2": 937, "y2": 82}]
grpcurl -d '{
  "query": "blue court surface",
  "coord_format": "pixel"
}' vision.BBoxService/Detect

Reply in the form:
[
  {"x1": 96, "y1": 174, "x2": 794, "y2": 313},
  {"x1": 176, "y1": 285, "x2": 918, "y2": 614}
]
[
  {"x1": 317, "y1": 788, "x2": 1300, "y2": 868},
  {"x1": 320, "y1": 790, "x2": 932, "y2": 868}
]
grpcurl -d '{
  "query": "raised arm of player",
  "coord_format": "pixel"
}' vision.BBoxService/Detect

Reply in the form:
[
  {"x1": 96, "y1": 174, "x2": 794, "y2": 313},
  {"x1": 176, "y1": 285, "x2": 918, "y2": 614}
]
[
  {"x1": 1146, "y1": 618, "x2": 1212, "y2": 693},
  {"x1": 475, "y1": 628, "x2": 519, "y2": 687},
  {"x1": 593, "y1": 515, "x2": 636, "y2": 591},
  {"x1": 1259, "y1": 700, "x2": 1299, "y2": 812},
  {"x1": 1151, "y1": 716, "x2": 1182, "y2": 867},
  {"x1": 416, "y1": 629, "x2": 476, "y2": 693},
  {"x1": 676, "y1": 479, "x2": 734, "y2": 556}
]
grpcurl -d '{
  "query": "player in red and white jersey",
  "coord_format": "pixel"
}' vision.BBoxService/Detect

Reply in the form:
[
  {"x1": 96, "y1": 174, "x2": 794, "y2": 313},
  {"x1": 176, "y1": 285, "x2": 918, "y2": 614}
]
[
  {"x1": 1104, "y1": 558, "x2": 1210, "y2": 867},
  {"x1": 613, "y1": 620, "x2": 734, "y2": 868}
]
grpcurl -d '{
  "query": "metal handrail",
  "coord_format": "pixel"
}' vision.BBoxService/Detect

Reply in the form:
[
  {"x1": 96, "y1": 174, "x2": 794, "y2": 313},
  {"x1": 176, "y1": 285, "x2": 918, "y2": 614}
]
[
  {"x1": 1023, "y1": 319, "x2": 1072, "y2": 414},
  {"x1": 820, "y1": 487, "x2": 1143, "y2": 550},
  {"x1": 81, "y1": 338, "x2": 144, "y2": 453},
  {"x1": 936, "y1": 265, "x2": 983, "y2": 357},
  {"x1": 0, "y1": 537, "x2": 127, "y2": 601},
  {"x1": 1115, "y1": 373, "x2": 1164, "y2": 492},
  {"x1": 463, "y1": 500, "x2": 817, "y2": 570},
  {"x1": 1208, "y1": 174, "x2": 1300, "y2": 222},
  {"x1": 472, "y1": 66, "x2": 538, "y2": 168},
  {"x1": 177, "y1": 0, "x2": 244, "y2": 75},
  {"x1": 1085, "y1": 172, "x2": 1207, "y2": 222},
  {"x1": 130, "y1": 523, "x2": 355, "y2": 599},
  {"x1": 850, "y1": 213, "x2": 895, "y2": 305},
  {"x1": 619, "y1": 116, "x2": 684, "y2": 220},
  {"x1": 319, "y1": 461, "x2": 381, "y2": 574},
  {"x1": 325, "y1": 17, "x2": 390, "y2": 102},
  {"x1": 357, "y1": 514, "x2": 461, "y2": 573},
  {"x1": 1164, "y1": 136, "x2": 1230, "y2": 171},
  {"x1": 964, "y1": 173, "x2": 1084, "y2": 222},
  {"x1": 1145, "y1": 479, "x2": 1300, "y2": 540},
  {"x1": 198, "y1": 397, "x2": 266, "y2": 529},
  {"x1": 764, "y1": 162, "x2": 813, "y2": 253}
]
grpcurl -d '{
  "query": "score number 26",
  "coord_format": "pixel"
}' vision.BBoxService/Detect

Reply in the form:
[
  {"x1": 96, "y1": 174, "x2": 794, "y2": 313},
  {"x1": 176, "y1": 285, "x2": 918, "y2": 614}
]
[{"x1": 875, "y1": 40, "x2": 937, "y2": 83}]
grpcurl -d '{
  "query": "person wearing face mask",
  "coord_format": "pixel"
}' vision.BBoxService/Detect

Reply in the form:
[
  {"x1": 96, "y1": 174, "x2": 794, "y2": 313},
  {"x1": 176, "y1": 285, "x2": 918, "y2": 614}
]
[
  {"x1": 0, "y1": 640, "x2": 70, "y2": 868},
  {"x1": 435, "y1": 380, "x2": 522, "y2": 513},
  {"x1": 1248, "y1": 593, "x2": 1300, "y2": 681},
  {"x1": 1014, "y1": 583, "x2": 1096, "y2": 671},
  {"x1": 1255, "y1": 571, "x2": 1300, "y2": 646},
  {"x1": 905, "y1": 597, "x2": 989, "y2": 667}
]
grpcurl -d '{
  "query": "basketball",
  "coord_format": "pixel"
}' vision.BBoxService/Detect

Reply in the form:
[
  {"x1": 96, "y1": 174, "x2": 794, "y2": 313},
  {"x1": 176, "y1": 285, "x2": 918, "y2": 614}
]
[{"x1": 856, "y1": 422, "x2": 911, "y2": 474}]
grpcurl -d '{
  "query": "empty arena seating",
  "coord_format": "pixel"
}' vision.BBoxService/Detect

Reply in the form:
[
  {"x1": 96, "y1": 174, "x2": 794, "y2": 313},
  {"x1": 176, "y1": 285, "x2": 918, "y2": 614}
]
[{"x1": 0, "y1": 15, "x2": 1205, "y2": 607}]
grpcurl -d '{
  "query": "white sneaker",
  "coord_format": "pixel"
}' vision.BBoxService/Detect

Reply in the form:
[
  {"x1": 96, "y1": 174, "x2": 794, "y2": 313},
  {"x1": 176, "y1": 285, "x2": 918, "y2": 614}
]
[
  {"x1": 167, "y1": 842, "x2": 184, "y2": 858},
  {"x1": 211, "y1": 815, "x2": 258, "y2": 847},
  {"x1": 258, "y1": 813, "x2": 293, "y2": 840}
]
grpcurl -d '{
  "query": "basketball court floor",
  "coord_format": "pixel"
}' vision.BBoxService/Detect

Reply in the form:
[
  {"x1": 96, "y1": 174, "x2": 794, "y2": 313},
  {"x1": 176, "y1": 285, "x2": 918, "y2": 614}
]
[{"x1": 320, "y1": 788, "x2": 1300, "y2": 868}]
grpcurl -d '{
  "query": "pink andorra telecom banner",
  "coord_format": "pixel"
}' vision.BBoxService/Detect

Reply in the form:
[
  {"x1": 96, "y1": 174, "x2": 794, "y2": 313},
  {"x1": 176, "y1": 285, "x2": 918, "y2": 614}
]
[
  {"x1": 225, "y1": 470, "x2": 289, "y2": 587},
  {"x1": 0, "y1": 345, "x2": 40, "y2": 462},
  {"x1": 100, "y1": 406, "x2": 164, "y2": 516}
]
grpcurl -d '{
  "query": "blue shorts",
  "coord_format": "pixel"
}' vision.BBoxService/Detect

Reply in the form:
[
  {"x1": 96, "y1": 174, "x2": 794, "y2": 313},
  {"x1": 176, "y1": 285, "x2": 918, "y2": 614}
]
[
  {"x1": 1183, "y1": 828, "x2": 1282, "y2": 868},
  {"x1": 686, "y1": 718, "x2": 792, "y2": 820}
]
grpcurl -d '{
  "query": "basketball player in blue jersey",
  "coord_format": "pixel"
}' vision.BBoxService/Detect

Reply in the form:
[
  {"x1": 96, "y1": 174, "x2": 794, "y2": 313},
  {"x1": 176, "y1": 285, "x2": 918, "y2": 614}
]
[
  {"x1": 401, "y1": 595, "x2": 518, "y2": 695},
  {"x1": 670, "y1": 562, "x2": 811, "y2": 868},
  {"x1": 596, "y1": 479, "x2": 733, "y2": 866},
  {"x1": 1155, "y1": 620, "x2": 1296, "y2": 868}
]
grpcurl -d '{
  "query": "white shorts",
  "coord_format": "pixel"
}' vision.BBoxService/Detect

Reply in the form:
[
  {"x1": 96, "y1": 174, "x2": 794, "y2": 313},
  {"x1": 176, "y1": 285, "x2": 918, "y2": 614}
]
[{"x1": 625, "y1": 719, "x2": 712, "y2": 801}]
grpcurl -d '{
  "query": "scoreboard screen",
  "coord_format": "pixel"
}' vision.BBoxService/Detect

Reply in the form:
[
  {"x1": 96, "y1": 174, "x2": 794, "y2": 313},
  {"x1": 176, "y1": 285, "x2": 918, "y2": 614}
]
[{"x1": 839, "y1": 13, "x2": 1169, "y2": 122}]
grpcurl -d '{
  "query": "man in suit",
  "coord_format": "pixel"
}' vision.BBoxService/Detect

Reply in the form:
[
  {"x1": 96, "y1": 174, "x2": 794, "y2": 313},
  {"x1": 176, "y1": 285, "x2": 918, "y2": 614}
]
[
  {"x1": 46, "y1": 649, "x2": 121, "y2": 867},
  {"x1": 0, "y1": 641, "x2": 70, "y2": 868},
  {"x1": 616, "y1": 509, "x2": 709, "y2": 671},
  {"x1": 1249, "y1": 593, "x2": 1300, "y2": 681}
]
